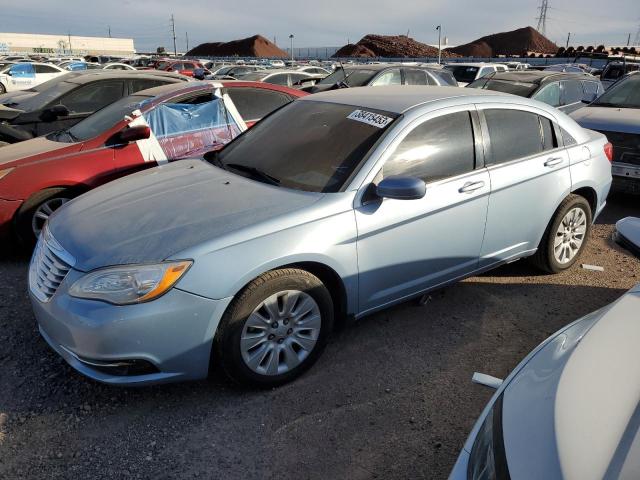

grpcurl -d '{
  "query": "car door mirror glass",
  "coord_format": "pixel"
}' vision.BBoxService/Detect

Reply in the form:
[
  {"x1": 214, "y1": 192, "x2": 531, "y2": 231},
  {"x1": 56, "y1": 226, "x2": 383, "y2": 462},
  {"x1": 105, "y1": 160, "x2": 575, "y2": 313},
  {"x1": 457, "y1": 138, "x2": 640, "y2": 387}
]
[
  {"x1": 376, "y1": 176, "x2": 426, "y2": 200},
  {"x1": 106, "y1": 125, "x2": 150, "y2": 147}
]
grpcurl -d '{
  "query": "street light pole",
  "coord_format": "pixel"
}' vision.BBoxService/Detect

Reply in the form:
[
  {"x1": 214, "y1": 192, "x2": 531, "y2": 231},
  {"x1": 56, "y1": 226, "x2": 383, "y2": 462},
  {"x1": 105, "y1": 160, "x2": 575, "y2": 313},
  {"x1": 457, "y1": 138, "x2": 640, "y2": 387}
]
[
  {"x1": 289, "y1": 34, "x2": 294, "y2": 62},
  {"x1": 436, "y1": 25, "x2": 442, "y2": 64}
]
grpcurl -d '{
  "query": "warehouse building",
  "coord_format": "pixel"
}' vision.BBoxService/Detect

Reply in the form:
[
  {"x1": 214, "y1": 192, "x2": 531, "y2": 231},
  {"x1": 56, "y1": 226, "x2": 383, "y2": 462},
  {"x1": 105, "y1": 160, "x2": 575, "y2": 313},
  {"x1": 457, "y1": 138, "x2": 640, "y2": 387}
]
[{"x1": 0, "y1": 32, "x2": 135, "y2": 56}]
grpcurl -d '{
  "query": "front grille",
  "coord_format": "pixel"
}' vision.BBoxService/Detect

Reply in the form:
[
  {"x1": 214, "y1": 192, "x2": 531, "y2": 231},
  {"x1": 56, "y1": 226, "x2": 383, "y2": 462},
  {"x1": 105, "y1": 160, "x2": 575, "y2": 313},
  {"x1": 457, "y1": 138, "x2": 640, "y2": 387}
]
[
  {"x1": 596, "y1": 130, "x2": 640, "y2": 166},
  {"x1": 29, "y1": 227, "x2": 74, "y2": 302}
]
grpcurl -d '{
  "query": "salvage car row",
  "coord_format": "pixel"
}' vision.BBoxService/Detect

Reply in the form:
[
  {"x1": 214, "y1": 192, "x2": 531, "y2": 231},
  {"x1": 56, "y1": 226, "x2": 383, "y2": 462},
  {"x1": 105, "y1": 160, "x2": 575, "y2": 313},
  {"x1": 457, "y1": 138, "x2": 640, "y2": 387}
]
[{"x1": 1, "y1": 54, "x2": 639, "y2": 479}]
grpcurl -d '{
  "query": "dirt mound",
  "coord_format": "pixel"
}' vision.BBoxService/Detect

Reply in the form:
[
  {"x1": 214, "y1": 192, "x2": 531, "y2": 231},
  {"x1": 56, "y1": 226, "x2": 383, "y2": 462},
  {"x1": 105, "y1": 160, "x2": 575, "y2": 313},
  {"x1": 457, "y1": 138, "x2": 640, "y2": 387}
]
[
  {"x1": 186, "y1": 35, "x2": 288, "y2": 58},
  {"x1": 447, "y1": 26, "x2": 557, "y2": 57},
  {"x1": 333, "y1": 34, "x2": 459, "y2": 58}
]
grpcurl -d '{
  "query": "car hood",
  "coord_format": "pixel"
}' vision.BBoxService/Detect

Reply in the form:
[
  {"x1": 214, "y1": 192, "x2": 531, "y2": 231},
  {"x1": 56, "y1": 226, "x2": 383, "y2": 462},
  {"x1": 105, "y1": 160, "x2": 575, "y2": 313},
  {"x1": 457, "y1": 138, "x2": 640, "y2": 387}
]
[
  {"x1": 570, "y1": 106, "x2": 640, "y2": 135},
  {"x1": 615, "y1": 217, "x2": 640, "y2": 257},
  {"x1": 0, "y1": 103, "x2": 24, "y2": 121},
  {"x1": 0, "y1": 136, "x2": 79, "y2": 167},
  {"x1": 48, "y1": 159, "x2": 324, "y2": 271},
  {"x1": 0, "y1": 89, "x2": 37, "y2": 107},
  {"x1": 501, "y1": 286, "x2": 640, "y2": 480}
]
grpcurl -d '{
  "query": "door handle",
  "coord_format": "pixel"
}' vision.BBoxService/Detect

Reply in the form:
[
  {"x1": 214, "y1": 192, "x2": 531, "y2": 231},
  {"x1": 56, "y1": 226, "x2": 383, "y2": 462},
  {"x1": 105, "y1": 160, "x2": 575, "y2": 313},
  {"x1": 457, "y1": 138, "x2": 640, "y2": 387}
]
[
  {"x1": 459, "y1": 181, "x2": 485, "y2": 193},
  {"x1": 544, "y1": 157, "x2": 563, "y2": 167}
]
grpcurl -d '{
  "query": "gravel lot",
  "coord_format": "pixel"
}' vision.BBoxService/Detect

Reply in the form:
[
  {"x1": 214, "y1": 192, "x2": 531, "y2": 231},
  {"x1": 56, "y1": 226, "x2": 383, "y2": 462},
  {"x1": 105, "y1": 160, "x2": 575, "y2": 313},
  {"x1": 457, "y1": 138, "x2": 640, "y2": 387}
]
[{"x1": 0, "y1": 194, "x2": 638, "y2": 480}]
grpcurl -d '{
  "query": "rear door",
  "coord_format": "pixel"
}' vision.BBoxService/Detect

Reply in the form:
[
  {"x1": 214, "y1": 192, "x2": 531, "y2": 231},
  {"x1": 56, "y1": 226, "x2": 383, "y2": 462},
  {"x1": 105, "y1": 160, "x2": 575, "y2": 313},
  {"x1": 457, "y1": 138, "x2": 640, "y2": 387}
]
[
  {"x1": 478, "y1": 105, "x2": 571, "y2": 266},
  {"x1": 355, "y1": 107, "x2": 489, "y2": 312}
]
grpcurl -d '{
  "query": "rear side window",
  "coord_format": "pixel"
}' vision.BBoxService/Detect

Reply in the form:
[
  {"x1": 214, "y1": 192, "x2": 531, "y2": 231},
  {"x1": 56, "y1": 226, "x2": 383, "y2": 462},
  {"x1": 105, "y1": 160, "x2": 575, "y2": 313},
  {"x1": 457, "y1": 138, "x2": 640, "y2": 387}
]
[
  {"x1": 266, "y1": 74, "x2": 288, "y2": 86},
  {"x1": 225, "y1": 88, "x2": 292, "y2": 121},
  {"x1": 57, "y1": 80, "x2": 124, "y2": 113},
  {"x1": 561, "y1": 81, "x2": 584, "y2": 105},
  {"x1": 34, "y1": 64, "x2": 59, "y2": 74},
  {"x1": 403, "y1": 69, "x2": 429, "y2": 85},
  {"x1": 540, "y1": 117, "x2": 558, "y2": 150},
  {"x1": 484, "y1": 109, "x2": 543, "y2": 165},
  {"x1": 371, "y1": 69, "x2": 402, "y2": 86},
  {"x1": 129, "y1": 78, "x2": 170, "y2": 93},
  {"x1": 383, "y1": 111, "x2": 475, "y2": 182}
]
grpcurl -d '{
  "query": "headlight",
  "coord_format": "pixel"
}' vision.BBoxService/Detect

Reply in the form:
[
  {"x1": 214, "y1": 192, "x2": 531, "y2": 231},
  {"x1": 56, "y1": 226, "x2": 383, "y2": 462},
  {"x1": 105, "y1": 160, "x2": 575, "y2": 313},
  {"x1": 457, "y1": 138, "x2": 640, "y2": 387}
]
[
  {"x1": 69, "y1": 260, "x2": 192, "y2": 305},
  {"x1": 0, "y1": 167, "x2": 15, "y2": 181},
  {"x1": 467, "y1": 394, "x2": 510, "y2": 480}
]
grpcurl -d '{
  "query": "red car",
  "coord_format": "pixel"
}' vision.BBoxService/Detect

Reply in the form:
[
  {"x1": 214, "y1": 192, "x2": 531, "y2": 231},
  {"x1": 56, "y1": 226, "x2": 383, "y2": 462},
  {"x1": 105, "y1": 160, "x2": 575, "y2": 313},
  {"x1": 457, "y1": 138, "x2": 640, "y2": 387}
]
[
  {"x1": 0, "y1": 81, "x2": 306, "y2": 243},
  {"x1": 156, "y1": 60, "x2": 206, "y2": 77}
]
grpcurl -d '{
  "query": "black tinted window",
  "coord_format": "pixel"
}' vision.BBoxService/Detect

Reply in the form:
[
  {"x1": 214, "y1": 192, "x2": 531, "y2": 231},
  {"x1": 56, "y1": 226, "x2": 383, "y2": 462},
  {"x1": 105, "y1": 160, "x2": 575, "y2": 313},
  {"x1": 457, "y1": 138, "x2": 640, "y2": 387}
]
[
  {"x1": 267, "y1": 74, "x2": 288, "y2": 86},
  {"x1": 129, "y1": 78, "x2": 170, "y2": 93},
  {"x1": 484, "y1": 109, "x2": 543, "y2": 164},
  {"x1": 58, "y1": 80, "x2": 124, "y2": 113},
  {"x1": 383, "y1": 111, "x2": 475, "y2": 182},
  {"x1": 226, "y1": 88, "x2": 292, "y2": 121},
  {"x1": 34, "y1": 64, "x2": 59, "y2": 74},
  {"x1": 404, "y1": 69, "x2": 429, "y2": 85},
  {"x1": 540, "y1": 117, "x2": 558, "y2": 150}
]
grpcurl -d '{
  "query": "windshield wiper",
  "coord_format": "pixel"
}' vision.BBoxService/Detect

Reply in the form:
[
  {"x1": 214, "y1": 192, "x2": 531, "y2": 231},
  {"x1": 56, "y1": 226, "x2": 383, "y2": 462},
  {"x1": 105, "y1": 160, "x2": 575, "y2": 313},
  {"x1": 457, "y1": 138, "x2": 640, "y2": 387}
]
[{"x1": 224, "y1": 163, "x2": 281, "y2": 186}]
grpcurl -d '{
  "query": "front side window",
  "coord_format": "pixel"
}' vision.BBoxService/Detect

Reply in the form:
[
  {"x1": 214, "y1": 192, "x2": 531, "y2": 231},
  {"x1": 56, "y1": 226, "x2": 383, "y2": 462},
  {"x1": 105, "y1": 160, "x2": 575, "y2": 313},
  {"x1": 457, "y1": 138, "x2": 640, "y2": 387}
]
[
  {"x1": 403, "y1": 69, "x2": 428, "y2": 85},
  {"x1": 484, "y1": 109, "x2": 545, "y2": 165},
  {"x1": 532, "y1": 82, "x2": 561, "y2": 107},
  {"x1": 371, "y1": 69, "x2": 402, "y2": 86},
  {"x1": 383, "y1": 111, "x2": 476, "y2": 182},
  {"x1": 225, "y1": 87, "x2": 292, "y2": 121},
  {"x1": 217, "y1": 101, "x2": 398, "y2": 193},
  {"x1": 266, "y1": 74, "x2": 288, "y2": 86},
  {"x1": 144, "y1": 94, "x2": 241, "y2": 158}
]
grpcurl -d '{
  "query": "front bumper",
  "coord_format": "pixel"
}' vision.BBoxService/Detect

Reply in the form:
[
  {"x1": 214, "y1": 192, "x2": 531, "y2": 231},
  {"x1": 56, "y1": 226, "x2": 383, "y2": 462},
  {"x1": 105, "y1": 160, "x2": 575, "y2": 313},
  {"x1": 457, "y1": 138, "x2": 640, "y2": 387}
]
[
  {"x1": 30, "y1": 267, "x2": 233, "y2": 385},
  {"x1": 0, "y1": 197, "x2": 22, "y2": 238}
]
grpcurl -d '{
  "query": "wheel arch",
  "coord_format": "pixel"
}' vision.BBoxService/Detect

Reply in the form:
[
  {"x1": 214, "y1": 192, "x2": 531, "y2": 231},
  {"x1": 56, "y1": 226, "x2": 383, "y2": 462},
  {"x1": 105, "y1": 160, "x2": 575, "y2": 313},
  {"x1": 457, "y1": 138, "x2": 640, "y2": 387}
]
[{"x1": 571, "y1": 186, "x2": 597, "y2": 218}]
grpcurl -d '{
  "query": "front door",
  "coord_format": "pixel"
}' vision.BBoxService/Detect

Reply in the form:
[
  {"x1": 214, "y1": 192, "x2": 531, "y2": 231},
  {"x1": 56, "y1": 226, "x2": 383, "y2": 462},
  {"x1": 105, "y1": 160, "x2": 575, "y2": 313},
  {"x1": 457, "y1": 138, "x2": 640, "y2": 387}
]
[{"x1": 355, "y1": 108, "x2": 489, "y2": 313}]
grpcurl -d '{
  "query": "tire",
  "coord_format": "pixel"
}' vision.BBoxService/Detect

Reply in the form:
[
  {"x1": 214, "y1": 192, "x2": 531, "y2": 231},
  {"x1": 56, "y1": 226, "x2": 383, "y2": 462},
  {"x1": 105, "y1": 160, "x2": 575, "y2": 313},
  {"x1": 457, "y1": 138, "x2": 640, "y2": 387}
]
[
  {"x1": 0, "y1": 83, "x2": 5, "y2": 95},
  {"x1": 15, "y1": 188, "x2": 73, "y2": 246},
  {"x1": 214, "y1": 268, "x2": 334, "y2": 388},
  {"x1": 531, "y1": 194, "x2": 592, "y2": 273}
]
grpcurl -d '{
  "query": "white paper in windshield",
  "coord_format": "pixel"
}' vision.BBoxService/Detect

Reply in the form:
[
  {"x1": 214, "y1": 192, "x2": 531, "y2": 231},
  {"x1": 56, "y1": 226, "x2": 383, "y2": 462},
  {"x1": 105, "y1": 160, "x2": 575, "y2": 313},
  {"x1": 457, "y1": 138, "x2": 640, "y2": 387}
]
[{"x1": 347, "y1": 109, "x2": 393, "y2": 128}]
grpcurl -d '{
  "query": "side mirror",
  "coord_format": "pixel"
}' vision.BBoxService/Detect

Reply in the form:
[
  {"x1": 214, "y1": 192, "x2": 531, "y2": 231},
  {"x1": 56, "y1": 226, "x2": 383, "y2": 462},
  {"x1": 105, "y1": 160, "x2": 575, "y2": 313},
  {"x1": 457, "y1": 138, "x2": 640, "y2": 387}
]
[
  {"x1": 376, "y1": 176, "x2": 426, "y2": 200},
  {"x1": 41, "y1": 104, "x2": 70, "y2": 122},
  {"x1": 106, "y1": 125, "x2": 151, "y2": 146}
]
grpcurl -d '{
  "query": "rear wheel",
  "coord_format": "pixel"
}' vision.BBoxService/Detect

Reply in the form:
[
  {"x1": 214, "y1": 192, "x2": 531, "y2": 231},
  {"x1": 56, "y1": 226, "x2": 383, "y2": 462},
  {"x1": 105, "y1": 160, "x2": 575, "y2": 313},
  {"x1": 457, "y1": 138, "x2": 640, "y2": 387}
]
[
  {"x1": 214, "y1": 268, "x2": 334, "y2": 387},
  {"x1": 531, "y1": 194, "x2": 592, "y2": 273},
  {"x1": 15, "y1": 188, "x2": 73, "y2": 245},
  {"x1": 0, "y1": 83, "x2": 5, "y2": 94}
]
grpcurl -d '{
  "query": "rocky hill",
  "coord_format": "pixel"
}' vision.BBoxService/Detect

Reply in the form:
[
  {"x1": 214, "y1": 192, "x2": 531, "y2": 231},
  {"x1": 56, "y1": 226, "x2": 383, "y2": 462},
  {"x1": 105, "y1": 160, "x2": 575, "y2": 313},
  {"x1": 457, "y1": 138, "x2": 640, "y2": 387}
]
[
  {"x1": 333, "y1": 34, "x2": 459, "y2": 58},
  {"x1": 447, "y1": 26, "x2": 557, "y2": 57},
  {"x1": 186, "y1": 35, "x2": 288, "y2": 58}
]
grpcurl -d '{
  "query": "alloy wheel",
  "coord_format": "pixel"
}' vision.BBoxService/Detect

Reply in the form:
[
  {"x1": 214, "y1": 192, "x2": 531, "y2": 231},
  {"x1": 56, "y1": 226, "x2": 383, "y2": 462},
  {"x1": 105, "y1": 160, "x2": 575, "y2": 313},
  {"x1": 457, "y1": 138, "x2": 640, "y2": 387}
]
[
  {"x1": 32, "y1": 197, "x2": 70, "y2": 238},
  {"x1": 553, "y1": 207, "x2": 587, "y2": 264}
]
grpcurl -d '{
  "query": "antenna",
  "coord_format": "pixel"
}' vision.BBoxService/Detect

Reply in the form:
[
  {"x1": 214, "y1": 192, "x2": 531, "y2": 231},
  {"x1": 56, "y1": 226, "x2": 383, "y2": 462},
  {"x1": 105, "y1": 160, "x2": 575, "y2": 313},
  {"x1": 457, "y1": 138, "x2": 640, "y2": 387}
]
[{"x1": 535, "y1": 0, "x2": 549, "y2": 36}]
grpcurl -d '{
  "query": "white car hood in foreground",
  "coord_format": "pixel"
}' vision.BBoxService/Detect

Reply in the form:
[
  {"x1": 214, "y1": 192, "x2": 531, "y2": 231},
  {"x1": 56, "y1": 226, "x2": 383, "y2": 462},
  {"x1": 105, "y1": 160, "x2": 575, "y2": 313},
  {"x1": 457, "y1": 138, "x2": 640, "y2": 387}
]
[{"x1": 502, "y1": 285, "x2": 640, "y2": 480}]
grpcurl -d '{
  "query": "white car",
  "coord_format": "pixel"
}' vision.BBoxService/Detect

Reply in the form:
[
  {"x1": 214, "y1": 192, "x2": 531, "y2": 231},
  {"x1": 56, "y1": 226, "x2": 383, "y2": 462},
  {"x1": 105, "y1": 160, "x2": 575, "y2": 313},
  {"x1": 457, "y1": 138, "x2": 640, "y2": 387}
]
[
  {"x1": 0, "y1": 62, "x2": 66, "y2": 94},
  {"x1": 102, "y1": 62, "x2": 137, "y2": 71},
  {"x1": 450, "y1": 281, "x2": 640, "y2": 479},
  {"x1": 444, "y1": 62, "x2": 509, "y2": 86},
  {"x1": 297, "y1": 65, "x2": 331, "y2": 76}
]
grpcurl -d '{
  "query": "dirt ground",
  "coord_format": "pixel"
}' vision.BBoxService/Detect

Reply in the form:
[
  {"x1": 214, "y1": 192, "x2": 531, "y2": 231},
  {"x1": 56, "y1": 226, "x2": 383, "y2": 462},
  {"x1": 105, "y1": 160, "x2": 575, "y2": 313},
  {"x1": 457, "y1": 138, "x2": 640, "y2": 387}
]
[{"x1": 0, "y1": 194, "x2": 638, "y2": 480}]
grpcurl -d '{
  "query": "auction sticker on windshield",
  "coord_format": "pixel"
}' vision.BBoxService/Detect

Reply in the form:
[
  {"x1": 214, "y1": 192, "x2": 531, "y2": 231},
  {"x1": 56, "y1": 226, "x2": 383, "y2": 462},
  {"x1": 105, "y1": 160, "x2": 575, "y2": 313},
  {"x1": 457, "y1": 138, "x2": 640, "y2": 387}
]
[{"x1": 347, "y1": 109, "x2": 393, "y2": 128}]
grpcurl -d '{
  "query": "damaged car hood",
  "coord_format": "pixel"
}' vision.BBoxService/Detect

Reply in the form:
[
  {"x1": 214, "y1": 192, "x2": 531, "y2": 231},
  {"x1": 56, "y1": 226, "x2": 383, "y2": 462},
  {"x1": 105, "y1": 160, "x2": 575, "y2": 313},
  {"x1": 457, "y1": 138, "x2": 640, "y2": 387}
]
[
  {"x1": 570, "y1": 106, "x2": 640, "y2": 135},
  {"x1": 48, "y1": 159, "x2": 324, "y2": 271}
]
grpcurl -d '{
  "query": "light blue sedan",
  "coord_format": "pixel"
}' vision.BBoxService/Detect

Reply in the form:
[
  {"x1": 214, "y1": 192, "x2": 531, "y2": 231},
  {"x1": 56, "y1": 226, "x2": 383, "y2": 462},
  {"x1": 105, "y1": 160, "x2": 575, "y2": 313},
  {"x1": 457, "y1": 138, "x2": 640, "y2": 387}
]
[{"x1": 29, "y1": 86, "x2": 612, "y2": 387}]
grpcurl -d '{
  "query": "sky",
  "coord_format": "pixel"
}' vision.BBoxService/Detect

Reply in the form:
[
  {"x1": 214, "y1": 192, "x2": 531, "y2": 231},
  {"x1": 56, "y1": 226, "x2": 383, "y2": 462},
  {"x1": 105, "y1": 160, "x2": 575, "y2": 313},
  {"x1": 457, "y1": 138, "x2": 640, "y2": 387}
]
[{"x1": 1, "y1": 0, "x2": 638, "y2": 52}]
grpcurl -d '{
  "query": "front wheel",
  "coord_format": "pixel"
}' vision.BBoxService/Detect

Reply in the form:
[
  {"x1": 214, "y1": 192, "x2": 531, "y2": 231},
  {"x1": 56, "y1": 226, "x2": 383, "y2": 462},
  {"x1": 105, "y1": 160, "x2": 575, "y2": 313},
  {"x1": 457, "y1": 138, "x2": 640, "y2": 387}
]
[
  {"x1": 15, "y1": 188, "x2": 72, "y2": 245},
  {"x1": 531, "y1": 194, "x2": 592, "y2": 273},
  {"x1": 214, "y1": 268, "x2": 334, "y2": 387}
]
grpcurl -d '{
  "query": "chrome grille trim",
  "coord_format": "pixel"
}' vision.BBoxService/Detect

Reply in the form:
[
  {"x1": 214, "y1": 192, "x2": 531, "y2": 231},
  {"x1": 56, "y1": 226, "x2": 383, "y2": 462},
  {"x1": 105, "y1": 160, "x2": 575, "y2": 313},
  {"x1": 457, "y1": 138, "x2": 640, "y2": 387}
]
[{"x1": 29, "y1": 226, "x2": 75, "y2": 303}]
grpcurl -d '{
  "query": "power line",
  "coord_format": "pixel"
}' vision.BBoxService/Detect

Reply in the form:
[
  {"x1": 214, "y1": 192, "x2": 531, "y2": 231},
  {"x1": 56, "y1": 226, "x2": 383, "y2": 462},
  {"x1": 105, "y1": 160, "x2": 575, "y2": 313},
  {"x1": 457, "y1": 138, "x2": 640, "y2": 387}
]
[{"x1": 536, "y1": 0, "x2": 549, "y2": 36}]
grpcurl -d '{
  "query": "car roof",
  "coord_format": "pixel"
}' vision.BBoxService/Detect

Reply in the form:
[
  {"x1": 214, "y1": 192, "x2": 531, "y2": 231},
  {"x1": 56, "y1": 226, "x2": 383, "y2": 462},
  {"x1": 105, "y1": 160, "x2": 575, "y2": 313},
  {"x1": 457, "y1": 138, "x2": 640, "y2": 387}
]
[
  {"x1": 299, "y1": 85, "x2": 506, "y2": 113},
  {"x1": 62, "y1": 70, "x2": 188, "y2": 85},
  {"x1": 446, "y1": 62, "x2": 506, "y2": 67},
  {"x1": 484, "y1": 70, "x2": 596, "y2": 85}
]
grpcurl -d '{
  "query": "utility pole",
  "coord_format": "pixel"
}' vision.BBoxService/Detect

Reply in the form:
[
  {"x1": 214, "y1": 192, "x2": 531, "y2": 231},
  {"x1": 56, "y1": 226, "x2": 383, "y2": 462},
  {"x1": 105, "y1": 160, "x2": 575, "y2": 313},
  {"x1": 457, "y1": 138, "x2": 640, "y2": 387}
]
[
  {"x1": 566, "y1": 32, "x2": 571, "y2": 49},
  {"x1": 108, "y1": 26, "x2": 111, "y2": 38},
  {"x1": 536, "y1": 0, "x2": 549, "y2": 36},
  {"x1": 289, "y1": 34, "x2": 294, "y2": 62},
  {"x1": 436, "y1": 25, "x2": 442, "y2": 64},
  {"x1": 185, "y1": 32, "x2": 189, "y2": 52},
  {"x1": 170, "y1": 14, "x2": 177, "y2": 56},
  {"x1": 627, "y1": 33, "x2": 631, "y2": 46},
  {"x1": 68, "y1": 31, "x2": 72, "y2": 54}
]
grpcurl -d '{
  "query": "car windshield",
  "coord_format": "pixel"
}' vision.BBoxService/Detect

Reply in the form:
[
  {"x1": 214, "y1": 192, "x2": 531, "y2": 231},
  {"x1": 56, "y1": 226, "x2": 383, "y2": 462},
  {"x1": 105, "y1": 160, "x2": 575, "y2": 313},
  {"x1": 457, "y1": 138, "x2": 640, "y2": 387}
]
[
  {"x1": 467, "y1": 78, "x2": 538, "y2": 97},
  {"x1": 1, "y1": 80, "x2": 78, "y2": 110},
  {"x1": 216, "y1": 100, "x2": 398, "y2": 192},
  {"x1": 53, "y1": 94, "x2": 149, "y2": 142},
  {"x1": 592, "y1": 74, "x2": 640, "y2": 108},
  {"x1": 317, "y1": 68, "x2": 377, "y2": 87},
  {"x1": 445, "y1": 65, "x2": 480, "y2": 83}
]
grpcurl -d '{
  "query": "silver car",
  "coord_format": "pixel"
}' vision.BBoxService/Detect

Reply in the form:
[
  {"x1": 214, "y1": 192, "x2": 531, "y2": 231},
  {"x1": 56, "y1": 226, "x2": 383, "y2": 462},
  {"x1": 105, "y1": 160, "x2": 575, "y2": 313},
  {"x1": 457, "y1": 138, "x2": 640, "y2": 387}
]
[
  {"x1": 449, "y1": 281, "x2": 640, "y2": 480},
  {"x1": 29, "y1": 86, "x2": 612, "y2": 387}
]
